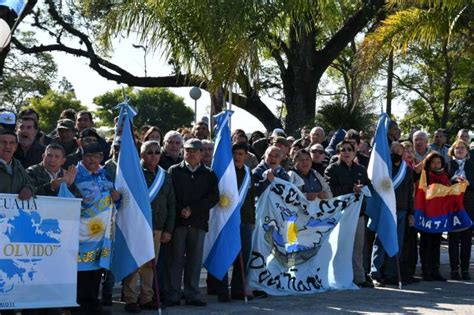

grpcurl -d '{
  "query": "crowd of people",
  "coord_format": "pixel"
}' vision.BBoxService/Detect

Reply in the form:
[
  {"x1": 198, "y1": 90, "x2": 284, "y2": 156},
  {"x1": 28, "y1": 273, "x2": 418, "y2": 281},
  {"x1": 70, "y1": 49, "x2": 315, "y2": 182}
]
[{"x1": 0, "y1": 107, "x2": 473, "y2": 315}]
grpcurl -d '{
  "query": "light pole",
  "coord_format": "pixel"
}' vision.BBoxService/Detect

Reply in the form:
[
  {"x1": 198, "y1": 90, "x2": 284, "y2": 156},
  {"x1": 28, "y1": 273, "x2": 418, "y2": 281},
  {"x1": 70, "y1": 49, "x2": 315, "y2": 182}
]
[
  {"x1": 132, "y1": 44, "x2": 148, "y2": 77},
  {"x1": 189, "y1": 86, "x2": 202, "y2": 124}
]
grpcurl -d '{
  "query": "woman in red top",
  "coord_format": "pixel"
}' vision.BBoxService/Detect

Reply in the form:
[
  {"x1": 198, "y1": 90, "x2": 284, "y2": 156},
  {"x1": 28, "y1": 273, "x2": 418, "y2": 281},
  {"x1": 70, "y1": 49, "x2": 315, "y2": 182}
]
[{"x1": 419, "y1": 152, "x2": 450, "y2": 281}]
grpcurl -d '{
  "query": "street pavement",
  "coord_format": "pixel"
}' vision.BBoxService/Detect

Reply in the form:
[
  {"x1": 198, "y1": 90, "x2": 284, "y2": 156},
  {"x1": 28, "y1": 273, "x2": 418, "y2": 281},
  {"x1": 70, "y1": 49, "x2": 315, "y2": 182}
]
[{"x1": 108, "y1": 246, "x2": 474, "y2": 314}]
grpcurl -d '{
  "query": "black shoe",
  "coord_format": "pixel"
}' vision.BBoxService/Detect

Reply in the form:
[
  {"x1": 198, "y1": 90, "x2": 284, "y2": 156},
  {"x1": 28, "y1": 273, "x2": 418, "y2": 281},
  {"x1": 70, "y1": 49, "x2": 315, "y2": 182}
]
[
  {"x1": 124, "y1": 303, "x2": 141, "y2": 313},
  {"x1": 422, "y1": 273, "x2": 434, "y2": 281},
  {"x1": 163, "y1": 300, "x2": 180, "y2": 307},
  {"x1": 432, "y1": 272, "x2": 446, "y2": 281},
  {"x1": 357, "y1": 281, "x2": 374, "y2": 288},
  {"x1": 140, "y1": 300, "x2": 159, "y2": 310},
  {"x1": 384, "y1": 278, "x2": 399, "y2": 286},
  {"x1": 102, "y1": 294, "x2": 113, "y2": 306},
  {"x1": 451, "y1": 271, "x2": 461, "y2": 280},
  {"x1": 371, "y1": 278, "x2": 385, "y2": 287},
  {"x1": 231, "y1": 292, "x2": 254, "y2": 300},
  {"x1": 461, "y1": 271, "x2": 471, "y2": 281},
  {"x1": 185, "y1": 299, "x2": 207, "y2": 306},
  {"x1": 253, "y1": 290, "x2": 268, "y2": 298},
  {"x1": 218, "y1": 294, "x2": 231, "y2": 303}
]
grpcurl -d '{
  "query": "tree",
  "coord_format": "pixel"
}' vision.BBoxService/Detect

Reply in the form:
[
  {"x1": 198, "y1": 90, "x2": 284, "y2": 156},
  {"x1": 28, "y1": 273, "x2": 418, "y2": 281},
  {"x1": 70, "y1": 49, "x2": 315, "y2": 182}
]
[
  {"x1": 28, "y1": 89, "x2": 86, "y2": 132},
  {"x1": 93, "y1": 87, "x2": 194, "y2": 133},
  {"x1": 1, "y1": 31, "x2": 57, "y2": 112},
  {"x1": 356, "y1": 0, "x2": 473, "y2": 128},
  {"x1": 11, "y1": 0, "x2": 386, "y2": 135}
]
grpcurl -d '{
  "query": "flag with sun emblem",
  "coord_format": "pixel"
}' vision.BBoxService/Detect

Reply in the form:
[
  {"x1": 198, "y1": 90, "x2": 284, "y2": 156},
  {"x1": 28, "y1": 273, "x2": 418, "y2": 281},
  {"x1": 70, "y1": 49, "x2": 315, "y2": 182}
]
[
  {"x1": 366, "y1": 113, "x2": 399, "y2": 257},
  {"x1": 111, "y1": 100, "x2": 155, "y2": 281},
  {"x1": 203, "y1": 110, "x2": 245, "y2": 280}
]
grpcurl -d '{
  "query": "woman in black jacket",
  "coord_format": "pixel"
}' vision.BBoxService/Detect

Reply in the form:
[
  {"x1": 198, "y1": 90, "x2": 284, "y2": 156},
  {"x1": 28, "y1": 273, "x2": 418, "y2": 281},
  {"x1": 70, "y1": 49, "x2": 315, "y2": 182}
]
[{"x1": 447, "y1": 139, "x2": 474, "y2": 281}]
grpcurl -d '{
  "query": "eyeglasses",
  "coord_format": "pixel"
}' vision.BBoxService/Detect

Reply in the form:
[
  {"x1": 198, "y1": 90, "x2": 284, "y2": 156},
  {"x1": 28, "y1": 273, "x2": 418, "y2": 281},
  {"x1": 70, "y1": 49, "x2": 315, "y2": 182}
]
[
  {"x1": 146, "y1": 150, "x2": 161, "y2": 155},
  {"x1": 311, "y1": 149, "x2": 324, "y2": 154},
  {"x1": 340, "y1": 147, "x2": 353, "y2": 153}
]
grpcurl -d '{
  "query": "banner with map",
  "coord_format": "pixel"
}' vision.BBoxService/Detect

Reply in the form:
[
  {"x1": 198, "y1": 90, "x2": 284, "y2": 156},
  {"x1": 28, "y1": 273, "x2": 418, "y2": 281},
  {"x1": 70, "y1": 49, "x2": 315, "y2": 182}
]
[
  {"x1": 0, "y1": 194, "x2": 81, "y2": 310},
  {"x1": 248, "y1": 178, "x2": 365, "y2": 296}
]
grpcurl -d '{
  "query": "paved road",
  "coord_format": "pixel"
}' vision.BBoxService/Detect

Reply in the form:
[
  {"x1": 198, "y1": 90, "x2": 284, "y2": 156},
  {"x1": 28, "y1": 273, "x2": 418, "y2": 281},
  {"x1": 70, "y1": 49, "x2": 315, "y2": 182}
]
[{"x1": 108, "y1": 261, "x2": 474, "y2": 314}]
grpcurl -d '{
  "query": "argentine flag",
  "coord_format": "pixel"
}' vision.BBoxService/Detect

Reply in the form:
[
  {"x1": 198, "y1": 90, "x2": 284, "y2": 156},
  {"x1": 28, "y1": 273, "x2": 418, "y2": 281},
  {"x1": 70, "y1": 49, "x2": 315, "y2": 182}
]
[
  {"x1": 203, "y1": 110, "x2": 241, "y2": 280},
  {"x1": 111, "y1": 102, "x2": 155, "y2": 281},
  {"x1": 366, "y1": 113, "x2": 399, "y2": 257},
  {"x1": 0, "y1": 0, "x2": 26, "y2": 16}
]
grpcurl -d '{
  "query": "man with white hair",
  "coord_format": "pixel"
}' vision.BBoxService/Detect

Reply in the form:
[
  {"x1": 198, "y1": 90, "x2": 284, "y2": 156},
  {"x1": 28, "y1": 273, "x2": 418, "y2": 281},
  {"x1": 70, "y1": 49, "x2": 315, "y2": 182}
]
[
  {"x1": 309, "y1": 126, "x2": 327, "y2": 147},
  {"x1": 160, "y1": 131, "x2": 183, "y2": 170},
  {"x1": 201, "y1": 140, "x2": 214, "y2": 167},
  {"x1": 413, "y1": 130, "x2": 431, "y2": 172},
  {"x1": 252, "y1": 145, "x2": 290, "y2": 196}
]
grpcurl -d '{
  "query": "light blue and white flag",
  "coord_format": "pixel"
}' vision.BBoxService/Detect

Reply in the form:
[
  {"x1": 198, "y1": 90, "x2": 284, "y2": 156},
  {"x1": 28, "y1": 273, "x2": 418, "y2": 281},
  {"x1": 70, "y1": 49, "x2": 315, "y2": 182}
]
[
  {"x1": 366, "y1": 113, "x2": 399, "y2": 257},
  {"x1": 0, "y1": 0, "x2": 26, "y2": 16},
  {"x1": 203, "y1": 110, "x2": 242, "y2": 280},
  {"x1": 248, "y1": 178, "x2": 366, "y2": 295},
  {"x1": 111, "y1": 101, "x2": 155, "y2": 281}
]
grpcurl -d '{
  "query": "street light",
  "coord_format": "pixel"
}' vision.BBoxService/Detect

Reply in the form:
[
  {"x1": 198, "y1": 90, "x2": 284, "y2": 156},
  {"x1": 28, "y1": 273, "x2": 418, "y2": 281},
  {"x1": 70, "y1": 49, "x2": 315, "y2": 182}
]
[
  {"x1": 189, "y1": 86, "x2": 202, "y2": 124},
  {"x1": 132, "y1": 44, "x2": 148, "y2": 77}
]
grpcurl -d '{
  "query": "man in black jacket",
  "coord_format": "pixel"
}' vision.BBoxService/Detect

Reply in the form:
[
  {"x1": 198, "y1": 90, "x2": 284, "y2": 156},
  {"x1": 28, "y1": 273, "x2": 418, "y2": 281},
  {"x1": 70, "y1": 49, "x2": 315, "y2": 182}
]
[
  {"x1": 166, "y1": 138, "x2": 219, "y2": 307},
  {"x1": 370, "y1": 142, "x2": 414, "y2": 286}
]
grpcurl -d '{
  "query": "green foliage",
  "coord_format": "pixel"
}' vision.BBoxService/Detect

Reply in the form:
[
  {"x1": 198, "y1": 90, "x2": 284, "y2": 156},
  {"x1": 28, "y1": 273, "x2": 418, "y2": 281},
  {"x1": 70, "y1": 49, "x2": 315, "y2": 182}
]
[
  {"x1": 93, "y1": 87, "x2": 194, "y2": 133},
  {"x1": 27, "y1": 90, "x2": 86, "y2": 132},
  {"x1": 2, "y1": 32, "x2": 58, "y2": 112},
  {"x1": 315, "y1": 101, "x2": 377, "y2": 133}
]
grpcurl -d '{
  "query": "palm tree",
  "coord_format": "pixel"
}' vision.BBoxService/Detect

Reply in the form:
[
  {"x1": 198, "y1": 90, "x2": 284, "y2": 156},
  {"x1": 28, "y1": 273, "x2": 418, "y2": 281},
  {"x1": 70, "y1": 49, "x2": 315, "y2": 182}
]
[{"x1": 356, "y1": 0, "x2": 473, "y2": 128}]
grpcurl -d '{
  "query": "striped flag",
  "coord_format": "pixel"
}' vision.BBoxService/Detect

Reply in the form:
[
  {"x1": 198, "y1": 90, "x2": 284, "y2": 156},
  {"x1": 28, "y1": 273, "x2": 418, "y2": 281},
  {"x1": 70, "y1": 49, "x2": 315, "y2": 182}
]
[
  {"x1": 203, "y1": 110, "x2": 241, "y2": 280},
  {"x1": 111, "y1": 101, "x2": 155, "y2": 281},
  {"x1": 366, "y1": 113, "x2": 399, "y2": 257},
  {"x1": 0, "y1": 0, "x2": 26, "y2": 16},
  {"x1": 415, "y1": 170, "x2": 471, "y2": 233}
]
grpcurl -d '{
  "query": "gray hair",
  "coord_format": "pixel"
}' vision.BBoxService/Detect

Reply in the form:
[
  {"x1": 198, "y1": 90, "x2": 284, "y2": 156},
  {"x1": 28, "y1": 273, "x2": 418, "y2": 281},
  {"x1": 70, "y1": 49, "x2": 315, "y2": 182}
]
[
  {"x1": 201, "y1": 139, "x2": 214, "y2": 146},
  {"x1": 163, "y1": 130, "x2": 183, "y2": 143},
  {"x1": 264, "y1": 145, "x2": 282, "y2": 158},
  {"x1": 140, "y1": 140, "x2": 161, "y2": 154},
  {"x1": 412, "y1": 130, "x2": 428, "y2": 141}
]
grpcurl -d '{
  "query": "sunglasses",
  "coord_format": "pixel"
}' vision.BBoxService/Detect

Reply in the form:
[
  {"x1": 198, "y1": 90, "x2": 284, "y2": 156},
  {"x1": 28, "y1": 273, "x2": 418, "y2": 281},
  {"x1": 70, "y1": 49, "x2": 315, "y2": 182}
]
[
  {"x1": 146, "y1": 150, "x2": 161, "y2": 155},
  {"x1": 340, "y1": 147, "x2": 354, "y2": 153},
  {"x1": 311, "y1": 149, "x2": 324, "y2": 154}
]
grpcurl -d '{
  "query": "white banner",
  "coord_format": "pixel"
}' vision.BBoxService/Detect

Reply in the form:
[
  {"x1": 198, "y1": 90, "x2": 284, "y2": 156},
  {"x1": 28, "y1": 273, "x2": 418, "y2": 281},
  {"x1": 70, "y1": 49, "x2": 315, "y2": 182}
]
[
  {"x1": 0, "y1": 194, "x2": 81, "y2": 310},
  {"x1": 248, "y1": 178, "x2": 364, "y2": 295}
]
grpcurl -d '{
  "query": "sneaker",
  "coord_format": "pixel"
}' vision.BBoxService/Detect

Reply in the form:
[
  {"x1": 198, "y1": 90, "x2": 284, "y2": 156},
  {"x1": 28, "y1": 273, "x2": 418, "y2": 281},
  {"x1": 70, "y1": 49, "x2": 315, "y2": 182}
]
[
  {"x1": 371, "y1": 278, "x2": 385, "y2": 287},
  {"x1": 124, "y1": 303, "x2": 141, "y2": 313},
  {"x1": 432, "y1": 272, "x2": 446, "y2": 282},
  {"x1": 461, "y1": 271, "x2": 471, "y2": 281},
  {"x1": 185, "y1": 299, "x2": 207, "y2": 306},
  {"x1": 451, "y1": 271, "x2": 461, "y2": 280}
]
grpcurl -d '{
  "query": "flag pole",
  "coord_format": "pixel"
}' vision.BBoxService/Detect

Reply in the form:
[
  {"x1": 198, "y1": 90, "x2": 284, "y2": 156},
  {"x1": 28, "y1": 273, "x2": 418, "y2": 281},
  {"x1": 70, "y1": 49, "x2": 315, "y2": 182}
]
[
  {"x1": 238, "y1": 251, "x2": 248, "y2": 304},
  {"x1": 151, "y1": 259, "x2": 162, "y2": 315},
  {"x1": 396, "y1": 253, "x2": 403, "y2": 290}
]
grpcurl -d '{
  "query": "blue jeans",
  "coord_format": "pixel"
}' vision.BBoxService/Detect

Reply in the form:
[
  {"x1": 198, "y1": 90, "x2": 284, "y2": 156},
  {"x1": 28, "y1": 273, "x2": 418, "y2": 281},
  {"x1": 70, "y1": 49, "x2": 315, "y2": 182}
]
[{"x1": 370, "y1": 211, "x2": 406, "y2": 279}]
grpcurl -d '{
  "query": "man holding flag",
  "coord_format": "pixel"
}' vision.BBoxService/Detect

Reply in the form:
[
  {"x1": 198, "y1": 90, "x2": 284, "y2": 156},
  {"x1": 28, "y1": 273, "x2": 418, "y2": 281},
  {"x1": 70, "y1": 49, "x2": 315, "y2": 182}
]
[
  {"x1": 366, "y1": 113, "x2": 405, "y2": 287},
  {"x1": 166, "y1": 138, "x2": 219, "y2": 307},
  {"x1": 202, "y1": 111, "x2": 254, "y2": 302}
]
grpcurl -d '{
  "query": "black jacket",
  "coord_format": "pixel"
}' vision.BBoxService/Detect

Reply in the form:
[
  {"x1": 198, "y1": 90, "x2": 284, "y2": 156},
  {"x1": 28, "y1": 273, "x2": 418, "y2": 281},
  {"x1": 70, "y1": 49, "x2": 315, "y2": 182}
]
[
  {"x1": 324, "y1": 159, "x2": 371, "y2": 216},
  {"x1": 448, "y1": 158, "x2": 474, "y2": 219},
  {"x1": 26, "y1": 163, "x2": 79, "y2": 197},
  {"x1": 159, "y1": 150, "x2": 183, "y2": 171},
  {"x1": 14, "y1": 141, "x2": 45, "y2": 169},
  {"x1": 168, "y1": 161, "x2": 219, "y2": 231},
  {"x1": 392, "y1": 163, "x2": 414, "y2": 214}
]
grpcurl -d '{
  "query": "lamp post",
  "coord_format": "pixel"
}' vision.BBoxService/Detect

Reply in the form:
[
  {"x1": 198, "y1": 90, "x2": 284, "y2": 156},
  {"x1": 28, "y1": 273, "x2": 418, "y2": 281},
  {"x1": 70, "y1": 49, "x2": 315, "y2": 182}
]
[
  {"x1": 132, "y1": 44, "x2": 148, "y2": 77},
  {"x1": 189, "y1": 86, "x2": 202, "y2": 124}
]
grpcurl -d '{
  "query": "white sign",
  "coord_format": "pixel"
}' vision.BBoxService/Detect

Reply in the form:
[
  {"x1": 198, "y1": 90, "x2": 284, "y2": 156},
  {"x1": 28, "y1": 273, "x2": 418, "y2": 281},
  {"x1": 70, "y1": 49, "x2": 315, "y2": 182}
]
[{"x1": 0, "y1": 194, "x2": 81, "y2": 309}]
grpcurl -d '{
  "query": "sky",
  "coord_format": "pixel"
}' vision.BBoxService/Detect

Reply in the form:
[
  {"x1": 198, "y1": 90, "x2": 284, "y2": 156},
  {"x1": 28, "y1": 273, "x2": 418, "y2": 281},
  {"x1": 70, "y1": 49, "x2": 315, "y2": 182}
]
[{"x1": 42, "y1": 30, "x2": 407, "y2": 134}]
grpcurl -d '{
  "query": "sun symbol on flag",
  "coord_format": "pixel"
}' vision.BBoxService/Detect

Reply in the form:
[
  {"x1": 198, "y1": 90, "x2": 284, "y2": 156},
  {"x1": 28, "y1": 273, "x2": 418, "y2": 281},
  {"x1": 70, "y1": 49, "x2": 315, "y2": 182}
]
[
  {"x1": 380, "y1": 177, "x2": 393, "y2": 192},
  {"x1": 217, "y1": 192, "x2": 234, "y2": 210},
  {"x1": 87, "y1": 218, "x2": 105, "y2": 237},
  {"x1": 117, "y1": 187, "x2": 130, "y2": 209}
]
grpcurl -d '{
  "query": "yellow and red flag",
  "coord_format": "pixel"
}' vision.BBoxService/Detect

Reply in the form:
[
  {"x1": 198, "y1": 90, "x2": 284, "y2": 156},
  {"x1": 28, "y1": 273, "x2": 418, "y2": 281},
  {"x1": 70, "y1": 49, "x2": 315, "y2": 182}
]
[{"x1": 414, "y1": 170, "x2": 472, "y2": 233}]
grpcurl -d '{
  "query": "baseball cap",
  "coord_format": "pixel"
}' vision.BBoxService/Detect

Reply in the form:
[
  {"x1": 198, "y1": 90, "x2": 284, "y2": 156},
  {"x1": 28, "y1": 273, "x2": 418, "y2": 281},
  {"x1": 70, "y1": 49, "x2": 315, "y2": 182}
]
[
  {"x1": 183, "y1": 138, "x2": 203, "y2": 150},
  {"x1": 79, "y1": 128, "x2": 100, "y2": 139},
  {"x1": 57, "y1": 119, "x2": 75, "y2": 131},
  {"x1": 0, "y1": 111, "x2": 16, "y2": 130},
  {"x1": 82, "y1": 142, "x2": 103, "y2": 155}
]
